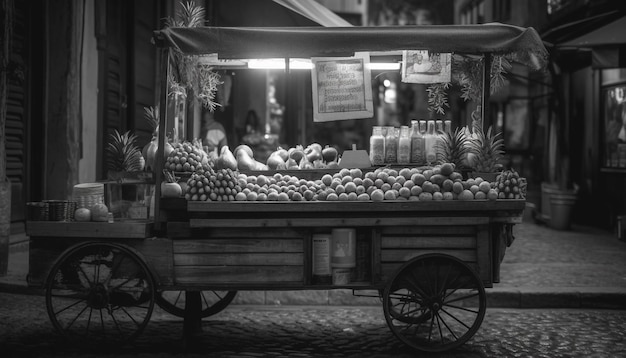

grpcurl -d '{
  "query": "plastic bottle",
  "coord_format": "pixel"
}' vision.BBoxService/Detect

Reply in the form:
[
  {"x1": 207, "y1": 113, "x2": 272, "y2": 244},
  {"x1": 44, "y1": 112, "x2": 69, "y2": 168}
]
[
  {"x1": 410, "y1": 120, "x2": 425, "y2": 165},
  {"x1": 397, "y1": 126, "x2": 411, "y2": 164},
  {"x1": 369, "y1": 126, "x2": 385, "y2": 165},
  {"x1": 425, "y1": 120, "x2": 437, "y2": 165},
  {"x1": 384, "y1": 126, "x2": 398, "y2": 164},
  {"x1": 435, "y1": 120, "x2": 445, "y2": 164}
]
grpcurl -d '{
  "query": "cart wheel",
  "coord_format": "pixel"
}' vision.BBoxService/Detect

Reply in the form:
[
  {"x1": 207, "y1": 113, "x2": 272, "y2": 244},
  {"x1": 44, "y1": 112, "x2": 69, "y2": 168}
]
[
  {"x1": 383, "y1": 254, "x2": 486, "y2": 353},
  {"x1": 156, "y1": 290, "x2": 237, "y2": 318},
  {"x1": 45, "y1": 242, "x2": 155, "y2": 346}
]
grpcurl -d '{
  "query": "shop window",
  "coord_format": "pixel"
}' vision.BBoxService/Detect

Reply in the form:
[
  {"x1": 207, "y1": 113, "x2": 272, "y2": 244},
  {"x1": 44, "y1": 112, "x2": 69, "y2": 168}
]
[{"x1": 602, "y1": 84, "x2": 626, "y2": 168}]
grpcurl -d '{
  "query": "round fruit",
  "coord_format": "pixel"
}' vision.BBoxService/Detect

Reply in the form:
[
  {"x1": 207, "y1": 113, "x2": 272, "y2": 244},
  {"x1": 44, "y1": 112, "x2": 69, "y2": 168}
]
[
  {"x1": 91, "y1": 203, "x2": 109, "y2": 222},
  {"x1": 384, "y1": 190, "x2": 397, "y2": 200},
  {"x1": 474, "y1": 191, "x2": 487, "y2": 200},
  {"x1": 418, "y1": 192, "x2": 433, "y2": 201},
  {"x1": 458, "y1": 190, "x2": 475, "y2": 201},
  {"x1": 452, "y1": 181, "x2": 464, "y2": 194},
  {"x1": 398, "y1": 168, "x2": 413, "y2": 180},
  {"x1": 349, "y1": 168, "x2": 363, "y2": 179},
  {"x1": 411, "y1": 173, "x2": 426, "y2": 186},
  {"x1": 439, "y1": 163, "x2": 455, "y2": 176},
  {"x1": 370, "y1": 189, "x2": 384, "y2": 201},
  {"x1": 479, "y1": 181, "x2": 492, "y2": 193},
  {"x1": 74, "y1": 208, "x2": 91, "y2": 222}
]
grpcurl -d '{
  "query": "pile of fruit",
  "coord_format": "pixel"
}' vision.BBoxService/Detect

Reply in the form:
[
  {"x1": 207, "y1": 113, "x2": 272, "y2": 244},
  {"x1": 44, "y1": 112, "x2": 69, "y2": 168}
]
[
  {"x1": 494, "y1": 169, "x2": 526, "y2": 200},
  {"x1": 165, "y1": 140, "x2": 209, "y2": 173},
  {"x1": 184, "y1": 167, "x2": 243, "y2": 202},
  {"x1": 183, "y1": 162, "x2": 526, "y2": 202}
]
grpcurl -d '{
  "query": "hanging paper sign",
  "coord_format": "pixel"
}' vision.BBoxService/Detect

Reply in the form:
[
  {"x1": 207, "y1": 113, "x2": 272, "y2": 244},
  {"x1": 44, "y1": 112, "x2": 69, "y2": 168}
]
[
  {"x1": 311, "y1": 52, "x2": 373, "y2": 122},
  {"x1": 401, "y1": 50, "x2": 452, "y2": 84}
]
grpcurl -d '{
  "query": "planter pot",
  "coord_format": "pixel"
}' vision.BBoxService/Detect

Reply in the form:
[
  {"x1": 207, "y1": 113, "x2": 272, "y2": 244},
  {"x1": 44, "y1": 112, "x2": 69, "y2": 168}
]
[
  {"x1": 549, "y1": 191, "x2": 577, "y2": 230},
  {"x1": 540, "y1": 182, "x2": 560, "y2": 222}
]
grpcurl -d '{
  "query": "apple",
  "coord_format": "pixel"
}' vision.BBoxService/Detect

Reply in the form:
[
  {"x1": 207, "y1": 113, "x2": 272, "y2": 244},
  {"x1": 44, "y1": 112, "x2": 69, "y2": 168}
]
[{"x1": 322, "y1": 145, "x2": 338, "y2": 163}]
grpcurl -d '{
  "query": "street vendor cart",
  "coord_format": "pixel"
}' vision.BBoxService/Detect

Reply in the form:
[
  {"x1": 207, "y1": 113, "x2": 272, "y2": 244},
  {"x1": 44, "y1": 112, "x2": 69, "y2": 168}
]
[{"x1": 26, "y1": 22, "x2": 547, "y2": 353}]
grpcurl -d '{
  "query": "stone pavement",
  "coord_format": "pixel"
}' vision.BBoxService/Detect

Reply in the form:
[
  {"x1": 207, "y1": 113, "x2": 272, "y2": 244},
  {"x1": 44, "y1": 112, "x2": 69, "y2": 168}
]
[{"x1": 1, "y1": 215, "x2": 626, "y2": 308}]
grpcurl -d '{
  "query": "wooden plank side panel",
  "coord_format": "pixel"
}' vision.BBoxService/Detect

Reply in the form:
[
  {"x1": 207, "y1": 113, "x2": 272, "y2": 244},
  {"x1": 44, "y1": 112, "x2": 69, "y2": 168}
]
[
  {"x1": 380, "y1": 262, "x2": 491, "y2": 287},
  {"x1": 381, "y1": 236, "x2": 476, "y2": 249},
  {"x1": 173, "y1": 238, "x2": 303, "y2": 254},
  {"x1": 380, "y1": 226, "x2": 477, "y2": 236},
  {"x1": 27, "y1": 237, "x2": 173, "y2": 287},
  {"x1": 26, "y1": 221, "x2": 153, "y2": 238},
  {"x1": 190, "y1": 217, "x2": 489, "y2": 228},
  {"x1": 174, "y1": 252, "x2": 303, "y2": 266},
  {"x1": 174, "y1": 266, "x2": 304, "y2": 284},
  {"x1": 381, "y1": 249, "x2": 477, "y2": 263}
]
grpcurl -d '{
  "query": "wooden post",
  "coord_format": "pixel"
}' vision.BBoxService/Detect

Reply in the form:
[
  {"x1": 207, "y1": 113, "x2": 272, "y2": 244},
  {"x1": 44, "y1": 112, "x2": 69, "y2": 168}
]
[
  {"x1": 154, "y1": 47, "x2": 169, "y2": 230},
  {"x1": 0, "y1": 0, "x2": 14, "y2": 276}
]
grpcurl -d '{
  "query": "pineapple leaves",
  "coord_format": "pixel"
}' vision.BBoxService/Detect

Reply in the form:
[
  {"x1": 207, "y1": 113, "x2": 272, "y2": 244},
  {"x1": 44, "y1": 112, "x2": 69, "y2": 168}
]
[
  {"x1": 143, "y1": 106, "x2": 159, "y2": 133},
  {"x1": 468, "y1": 122, "x2": 505, "y2": 173},
  {"x1": 106, "y1": 130, "x2": 143, "y2": 173},
  {"x1": 437, "y1": 126, "x2": 471, "y2": 169}
]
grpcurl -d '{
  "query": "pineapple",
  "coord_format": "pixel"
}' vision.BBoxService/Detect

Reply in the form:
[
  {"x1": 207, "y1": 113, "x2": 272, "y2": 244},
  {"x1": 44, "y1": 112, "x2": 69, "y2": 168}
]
[
  {"x1": 437, "y1": 126, "x2": 470, "y2": 169},
  {"x1": 468, "y1": 123, "x2": 505, "y2": 173},
  {"x1": 106, "y1": 130, "x2": 144, "y2": 174}
]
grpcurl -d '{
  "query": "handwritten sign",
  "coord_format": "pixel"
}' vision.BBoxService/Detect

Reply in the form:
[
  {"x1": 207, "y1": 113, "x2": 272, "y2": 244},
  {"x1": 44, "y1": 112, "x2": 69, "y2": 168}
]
[
  {"x1": 311, "y1": 53, "x2": 373, "y2": 122},
  {"x1": 402, "y1": 50, "x2": 451, "y2": 84}
]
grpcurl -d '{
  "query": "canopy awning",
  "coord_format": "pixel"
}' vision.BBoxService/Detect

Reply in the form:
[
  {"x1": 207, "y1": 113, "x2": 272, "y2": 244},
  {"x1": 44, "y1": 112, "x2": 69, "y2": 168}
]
[
  {"x1": 558, "y1": 16, "x2": 626, "y2": 49},
  {"x1": 272, "y1": 0, "x2": 353, "y2": 27},
  {"x1": 154, "y1": 23, "x2": 548, "y2": 70}
]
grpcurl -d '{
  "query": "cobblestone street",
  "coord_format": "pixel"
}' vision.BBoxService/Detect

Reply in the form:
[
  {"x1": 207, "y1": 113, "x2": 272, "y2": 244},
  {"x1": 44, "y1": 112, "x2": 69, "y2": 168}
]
[{"x1": 2, "y1": 292, "x2": 626, "y2": 358}]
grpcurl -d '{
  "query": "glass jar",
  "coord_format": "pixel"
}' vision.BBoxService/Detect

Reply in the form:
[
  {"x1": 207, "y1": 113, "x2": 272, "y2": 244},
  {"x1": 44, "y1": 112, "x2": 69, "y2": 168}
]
[{"x1": 369, "y1": 126, "x2": 385, "y2": 165}]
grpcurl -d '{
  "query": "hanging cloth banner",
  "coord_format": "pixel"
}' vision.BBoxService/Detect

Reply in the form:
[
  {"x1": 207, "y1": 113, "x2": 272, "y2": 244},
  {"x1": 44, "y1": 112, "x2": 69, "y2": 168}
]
[
  {"x1": 401, "y1": 50, "x2": 452, "y2": 84},
  {"x1": 311, "y1": 52, "x2": 373, "y2": 122}
]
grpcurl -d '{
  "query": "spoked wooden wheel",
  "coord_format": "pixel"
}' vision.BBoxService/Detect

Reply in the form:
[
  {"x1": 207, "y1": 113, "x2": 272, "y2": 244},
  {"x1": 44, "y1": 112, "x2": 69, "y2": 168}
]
[
  {"x1": 45, "y1": 242, "x2": 155, "y2": 346},
  {"x1": 383, "y1": 254, "x2": 486, "y2": 353},
  {"x1": 156, "y1": 290, "x2": 237, "y2": 318}
]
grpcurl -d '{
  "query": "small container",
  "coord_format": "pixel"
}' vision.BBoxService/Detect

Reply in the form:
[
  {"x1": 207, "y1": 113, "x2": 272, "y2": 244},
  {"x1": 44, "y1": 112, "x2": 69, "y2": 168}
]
[
  {"x1": 332, "y1": 268, "x2": 352, "y2": 285},
  {"x1": 312, "y1": 234, "x2": 332, "y2": 284},
  {"x1": 384, "y1": 127, "x2": 398, "y2": 164},
  {"x1": 369, "y1": 126, "x2": 385, "y2": 165},
  {"x1": 107, "y1": 212, "x2": 114, "y2": 223},
  {"x1": 397, "y1": 125, "x2": 411, "y2": 164},
  {"x1": 410, "y1": 120, "x2": 425, "y2": 165},
  {"x1": 331, "y1": 228, "x2": 356, "y2": 268}
]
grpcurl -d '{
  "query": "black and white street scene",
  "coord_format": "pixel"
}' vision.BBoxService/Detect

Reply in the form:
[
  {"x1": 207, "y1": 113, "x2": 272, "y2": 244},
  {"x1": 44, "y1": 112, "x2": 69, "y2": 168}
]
[{"x1": 1, "y1": 1, "x2": 626, "y2": 357}]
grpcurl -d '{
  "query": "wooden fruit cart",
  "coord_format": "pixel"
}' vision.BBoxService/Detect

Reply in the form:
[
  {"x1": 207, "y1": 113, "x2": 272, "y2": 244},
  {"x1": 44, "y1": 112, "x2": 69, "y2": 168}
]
[{"x1": 25, "y1": 23, "x2": 547, "y2": 353}]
